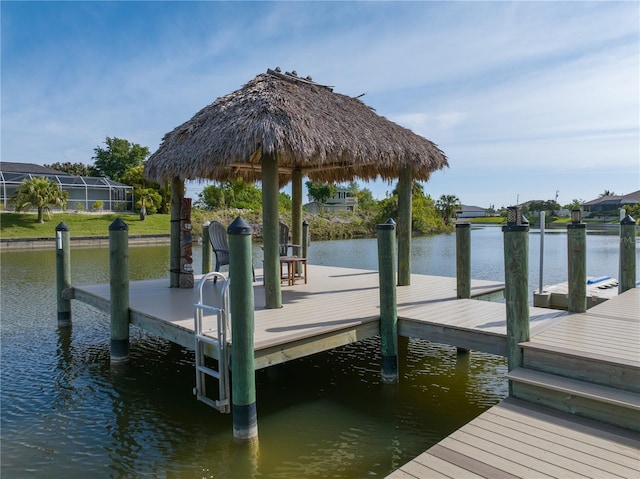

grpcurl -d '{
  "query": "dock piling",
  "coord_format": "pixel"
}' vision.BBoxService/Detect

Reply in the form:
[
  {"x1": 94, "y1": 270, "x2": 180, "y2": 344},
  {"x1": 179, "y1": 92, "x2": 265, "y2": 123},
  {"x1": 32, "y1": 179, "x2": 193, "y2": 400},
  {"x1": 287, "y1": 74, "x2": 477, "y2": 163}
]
[
  {"x1": 503, "y1": 206, "x2": 530, "y2": 377},
  {"x1": 109, "y1": 218, "x2": 130, "y2": 363},
  {"x1": 202, "y1": 221, "x2": 212, "y2": 274},
  {"x1": 55, "y1": 222, "x2": 71, "y2": 327},
  {"x1": 567, "y1": 210, "x2": 587, "y2": 313},
  {"x1": 228, "y1": 217, "x2": 258, "y2": 443},
  {"x1": 377, "y1": 218, "x2": 398, "y2": 383},
  {"x1": 619, "y1": 214, "x2": 637, "y2": 294},
  {"x1": 456, "y1": 222, "x2": 471, "y2": 299}
]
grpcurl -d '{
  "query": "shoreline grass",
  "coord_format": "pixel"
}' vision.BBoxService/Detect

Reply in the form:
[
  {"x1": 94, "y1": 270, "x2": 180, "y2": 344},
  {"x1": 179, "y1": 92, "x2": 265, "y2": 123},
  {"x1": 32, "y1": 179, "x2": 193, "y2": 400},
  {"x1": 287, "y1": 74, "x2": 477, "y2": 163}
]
[{"x1": 0, "y1": 212, "x2": 171, "y2": 239}]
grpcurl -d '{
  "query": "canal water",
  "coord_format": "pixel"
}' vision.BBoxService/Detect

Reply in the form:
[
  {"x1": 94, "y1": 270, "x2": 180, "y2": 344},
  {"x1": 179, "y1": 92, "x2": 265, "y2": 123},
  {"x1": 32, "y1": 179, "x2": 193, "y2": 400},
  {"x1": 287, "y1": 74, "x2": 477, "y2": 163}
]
[{"x1": 1, "y1": 226, "x2": 635, "y2": 478}]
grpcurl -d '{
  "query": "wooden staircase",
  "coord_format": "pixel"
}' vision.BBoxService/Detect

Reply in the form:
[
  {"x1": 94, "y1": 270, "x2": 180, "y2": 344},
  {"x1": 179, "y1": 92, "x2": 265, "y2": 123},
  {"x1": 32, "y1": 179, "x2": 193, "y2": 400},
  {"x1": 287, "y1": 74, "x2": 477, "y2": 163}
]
[{"x1": 507, "y1": 325, "x2": 640, "y2": 432}]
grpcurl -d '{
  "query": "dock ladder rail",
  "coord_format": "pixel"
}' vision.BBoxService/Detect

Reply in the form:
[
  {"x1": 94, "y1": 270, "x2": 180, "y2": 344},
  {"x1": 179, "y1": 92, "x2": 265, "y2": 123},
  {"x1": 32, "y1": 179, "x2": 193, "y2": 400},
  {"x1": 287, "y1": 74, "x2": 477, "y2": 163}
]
[{"x1": 193, "y1": 272, "x2": 231, "y2": 413}]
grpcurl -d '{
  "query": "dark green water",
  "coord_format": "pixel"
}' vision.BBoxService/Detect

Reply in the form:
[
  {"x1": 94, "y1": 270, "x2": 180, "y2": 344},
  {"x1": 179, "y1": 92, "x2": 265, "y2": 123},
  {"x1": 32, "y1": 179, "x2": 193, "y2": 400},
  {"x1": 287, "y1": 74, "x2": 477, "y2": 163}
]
[{"x1": 1, "y1": 227, "x2": 633, "y2": 478}]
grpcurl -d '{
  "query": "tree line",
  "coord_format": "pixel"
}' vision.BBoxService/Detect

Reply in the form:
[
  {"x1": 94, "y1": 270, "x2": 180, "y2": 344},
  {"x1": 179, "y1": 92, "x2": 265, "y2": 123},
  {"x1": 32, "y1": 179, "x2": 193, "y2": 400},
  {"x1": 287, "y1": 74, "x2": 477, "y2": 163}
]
[{"x1": 11, "y1": 135, "x2": 463, "y2": 233}]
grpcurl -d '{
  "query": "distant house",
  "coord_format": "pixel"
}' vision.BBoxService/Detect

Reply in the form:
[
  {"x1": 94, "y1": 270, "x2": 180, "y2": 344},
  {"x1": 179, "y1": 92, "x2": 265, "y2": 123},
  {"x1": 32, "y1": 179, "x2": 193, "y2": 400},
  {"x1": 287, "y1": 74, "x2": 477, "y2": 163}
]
[
  {"x1": 0, "y1": 162, "x2": 133, "y2": 212},
  {"x1": 455, "y1": 205, "x2": 487, "y2": 218},
  {"x1": 304, "y1": 186, "x2": 357, "y2": 213},
  {"x1": 582, "y1": 190, "x2": 640, "y2": 215}
]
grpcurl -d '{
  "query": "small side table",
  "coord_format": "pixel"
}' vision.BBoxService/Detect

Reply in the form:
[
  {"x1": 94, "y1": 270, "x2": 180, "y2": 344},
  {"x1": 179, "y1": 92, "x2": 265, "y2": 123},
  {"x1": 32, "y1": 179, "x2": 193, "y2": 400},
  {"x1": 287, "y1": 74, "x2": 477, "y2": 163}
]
[{"x1": 279, "y1": 256, "x2": 308, "y2": 286}]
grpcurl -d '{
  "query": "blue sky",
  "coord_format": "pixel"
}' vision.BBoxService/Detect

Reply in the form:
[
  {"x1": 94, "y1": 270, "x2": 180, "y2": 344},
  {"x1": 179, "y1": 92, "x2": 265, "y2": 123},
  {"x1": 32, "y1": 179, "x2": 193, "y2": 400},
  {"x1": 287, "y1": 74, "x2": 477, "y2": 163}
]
[{"x1": 2, "y1": 1, "x2": 638, "y2": 208}]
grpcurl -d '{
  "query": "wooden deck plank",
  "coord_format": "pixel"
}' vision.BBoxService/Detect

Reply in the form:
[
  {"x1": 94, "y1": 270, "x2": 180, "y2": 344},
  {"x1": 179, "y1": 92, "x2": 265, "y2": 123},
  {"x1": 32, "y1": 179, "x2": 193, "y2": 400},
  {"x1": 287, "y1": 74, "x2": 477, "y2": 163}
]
[
  {"x1": 413, "y1": 452, "x2": 487, "y2": 478},
  {"x1": 474, "y1": 414, "x2": 640, "y2": 473},
  {"x1": 436, "y1": 435, "x2": 558, "y2": 478},
  {"x1": 586, "y1": 288, "x2": 639, "y2": 322},
  {"x1": 389, "y1": 398, "x2": 640, "y2": 479},
  {"x1": 393, "y1": 457, "x2": 451, "y2": 479},
  {"x1": 461, "y1": 421, "x2": 634, "y2": 478},
  {"x1": 488, "y1": 399, "x2": 640, "y2": 454}
]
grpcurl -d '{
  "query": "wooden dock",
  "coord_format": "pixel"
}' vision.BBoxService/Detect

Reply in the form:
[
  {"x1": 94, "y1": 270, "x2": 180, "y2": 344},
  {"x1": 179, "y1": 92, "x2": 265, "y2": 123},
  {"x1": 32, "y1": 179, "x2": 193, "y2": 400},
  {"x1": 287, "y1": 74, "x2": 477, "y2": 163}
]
[
  {"x1": 69, "y1": 265, "x2": 640, "y2": 476},
  {"x1": 533, "y1": 276, "x2": 621, "y2": 309},
  {"x1": 387, "y1": 287, "x2": 640, "y2": 478},
  {"x1": 70, "y1": 265, "x2": 568, "y2": 368}
]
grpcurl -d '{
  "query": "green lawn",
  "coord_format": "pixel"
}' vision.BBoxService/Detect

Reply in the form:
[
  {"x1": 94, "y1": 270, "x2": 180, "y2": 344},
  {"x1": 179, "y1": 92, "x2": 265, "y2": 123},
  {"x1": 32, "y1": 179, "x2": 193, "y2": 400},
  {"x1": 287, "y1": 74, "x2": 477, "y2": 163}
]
[{"x1": 0, "y1": 212, "x2": 171, "y2": 239}]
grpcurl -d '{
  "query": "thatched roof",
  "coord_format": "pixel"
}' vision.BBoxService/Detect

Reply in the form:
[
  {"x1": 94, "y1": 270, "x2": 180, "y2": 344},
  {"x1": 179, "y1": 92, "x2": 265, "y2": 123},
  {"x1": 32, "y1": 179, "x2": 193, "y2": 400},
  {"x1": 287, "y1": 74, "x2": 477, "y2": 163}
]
[{"x1": 145, "y1": 68, "x2": 448, "y2": 185}]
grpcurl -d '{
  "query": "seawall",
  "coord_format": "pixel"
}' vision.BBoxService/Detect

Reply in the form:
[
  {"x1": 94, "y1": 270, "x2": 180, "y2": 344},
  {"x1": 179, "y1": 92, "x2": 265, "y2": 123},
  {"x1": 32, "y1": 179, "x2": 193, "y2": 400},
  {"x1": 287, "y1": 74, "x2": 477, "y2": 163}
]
[{"x1": 0, "y1": 234, "x2": 171, "y2": 252}]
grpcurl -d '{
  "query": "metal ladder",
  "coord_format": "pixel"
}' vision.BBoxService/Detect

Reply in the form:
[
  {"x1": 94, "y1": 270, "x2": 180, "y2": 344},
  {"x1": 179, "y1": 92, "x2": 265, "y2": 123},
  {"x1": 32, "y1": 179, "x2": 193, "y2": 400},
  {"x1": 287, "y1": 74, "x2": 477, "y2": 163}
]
[{"x1": 193, "y1": 272, "x2": 231, "y2": 413}]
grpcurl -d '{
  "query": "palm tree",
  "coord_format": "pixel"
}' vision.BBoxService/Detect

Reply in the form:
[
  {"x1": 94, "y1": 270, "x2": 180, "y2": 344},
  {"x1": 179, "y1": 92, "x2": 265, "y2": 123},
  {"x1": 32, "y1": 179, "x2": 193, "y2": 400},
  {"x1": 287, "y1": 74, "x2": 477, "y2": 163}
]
[
  {"x1": 436, "y1": 194, "x2": 460, "y2": 225},
  {"x1": 10, "y1": 177, "x2": 69, "y2": 223},
  {"x1": 600, "y1": 190, "x2": 615, "y2": 197}
]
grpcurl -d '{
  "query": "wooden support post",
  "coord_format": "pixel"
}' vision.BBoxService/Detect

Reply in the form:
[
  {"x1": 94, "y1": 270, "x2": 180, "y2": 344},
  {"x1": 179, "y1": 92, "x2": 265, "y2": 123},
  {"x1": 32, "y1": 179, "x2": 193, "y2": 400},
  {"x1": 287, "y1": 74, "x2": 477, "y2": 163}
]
[
  {"x1": 397, "y1": 165, "x2": 412, "y2": 286},
  {"x1": 377, "y1": 218, "x2": 398, "y2": 383},
  {"x1": 456, "y1": 222, "x2": 471, "y2": 299},
  {"x1": 202, "y1": 221, "x2": 212, "y2": 274},
  {"x1": 302, "y1": 220, "x2": 309, "y2": 259},
  {"x1": 292, "y1": 169, "x2": 303, "y2": 251},
  {"x1": 109, "y1": 218, "x2": 130, "y2": 363},
  {"x1": 262, "y1": 152, "x2": 281, "y2": 308},
  {"x1": 567, "y1": 216, "x2": 587, "y2": 313},
  {"x1": 170, "y1": 177, "x2": 184, "y2": 288},
  {"x1": 179, "y1": 197, "x2": 194, "y2": 288},
  {"x1": 228, "y1": 217, "x2": 258, "y2": 443},
  {"x1": 503, "y1": 207, "x2": 530, "y2": 381},
  {"x1": 619, "y1": 214, "x2": 637, "y2": 294},
  {"x1": 292, "y1": 169, "x2": 303, "y2": 275},
  {"x1": 55, "y1": 222, "x2": 71, "y2": 327}
]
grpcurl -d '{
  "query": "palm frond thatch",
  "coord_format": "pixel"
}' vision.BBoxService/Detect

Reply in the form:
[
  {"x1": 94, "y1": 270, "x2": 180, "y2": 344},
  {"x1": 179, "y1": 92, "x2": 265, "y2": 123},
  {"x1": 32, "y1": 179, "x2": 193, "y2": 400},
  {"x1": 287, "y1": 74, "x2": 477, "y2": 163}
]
[{"x1": 145, "y1": 69, "x2": 448, "y2": 186}]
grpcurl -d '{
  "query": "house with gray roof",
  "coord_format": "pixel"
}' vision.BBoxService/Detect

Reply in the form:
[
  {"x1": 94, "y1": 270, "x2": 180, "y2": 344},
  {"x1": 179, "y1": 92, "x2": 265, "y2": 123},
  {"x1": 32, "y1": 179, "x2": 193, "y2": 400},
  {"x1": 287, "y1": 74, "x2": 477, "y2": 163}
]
[{"x1": 581, "y1": 190, "x2": 640, "y2": 215}]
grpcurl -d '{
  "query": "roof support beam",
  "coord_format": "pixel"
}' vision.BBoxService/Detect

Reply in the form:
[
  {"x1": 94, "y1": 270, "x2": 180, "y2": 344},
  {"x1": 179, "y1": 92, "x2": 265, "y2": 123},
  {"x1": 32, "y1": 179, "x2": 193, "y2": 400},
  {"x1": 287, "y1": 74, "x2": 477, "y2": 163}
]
[
  {"x1": 262, "y1": 151, "x2": 282, "y2": 308},
  {"x1": 292, "y1": 169, "x2": 303, "y2": 260},
  {"x1": 397, "y1": 165, "x2": 412, "y2": 286}
]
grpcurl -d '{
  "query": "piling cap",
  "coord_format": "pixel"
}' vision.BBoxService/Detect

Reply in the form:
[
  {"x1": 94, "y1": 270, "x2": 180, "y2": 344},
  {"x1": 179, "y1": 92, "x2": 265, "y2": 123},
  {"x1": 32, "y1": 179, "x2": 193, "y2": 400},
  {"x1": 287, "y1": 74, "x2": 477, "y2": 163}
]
[
  {"x1": 228, "y1": 216, "x2": 253, "y2": 235},
  {"x1": 376, "y1": 218, "x2": 396, "y2": 230},
  {"x1": 455, "y1": 221, "x2": 471, "y2": 228},
  {"x1": 55, "y1": 222, "x2": 70, "y2": 231},
  {"x1": 109, "y1": 218, "x2": 129, "y2": 231},
  {"x1": 621, "y1": 214, "x2": 637, "y2": 225}
]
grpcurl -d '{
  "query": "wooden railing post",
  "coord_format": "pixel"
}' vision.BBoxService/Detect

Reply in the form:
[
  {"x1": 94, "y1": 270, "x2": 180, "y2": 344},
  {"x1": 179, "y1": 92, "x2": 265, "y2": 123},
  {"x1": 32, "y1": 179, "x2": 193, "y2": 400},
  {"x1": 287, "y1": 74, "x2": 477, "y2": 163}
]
[
  {"x1": 503, "y1": 207, "x2": 530, "y2": 379},
  {"x1": 456, "y1": 222, "x2": 471, "y2": 299},
  {"x1": 228, "y1": 216, "x2": 258, "y2": 443},
  {"x1": 619, "y1": 214, "x2": 637, "y2": 294},
  {"x1": 567, "y1": 211, "x2": 587, "y2": 313},
  {"x1": 55, "y1": 222, "x2": 71, "y2": 327},
  {"x1": 109, "y1": 218, "x2": 130, "y2": 363},
  {"x1": 377, "y1": 218, "x2": 398, "y2": 383},
  {"x1": 202, "y1": 221, "x2": 212, "y2": 274}
]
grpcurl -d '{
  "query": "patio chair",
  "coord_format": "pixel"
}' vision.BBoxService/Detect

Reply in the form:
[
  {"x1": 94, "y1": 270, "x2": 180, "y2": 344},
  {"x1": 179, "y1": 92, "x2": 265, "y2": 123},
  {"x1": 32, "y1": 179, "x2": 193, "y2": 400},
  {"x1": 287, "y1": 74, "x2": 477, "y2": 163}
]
[
  {"x1": 279, "y1": 221, "x2": 301, "y2": 257},
  {"x1": 208, "y1": 221, "x2": 254, "y2": 282}
]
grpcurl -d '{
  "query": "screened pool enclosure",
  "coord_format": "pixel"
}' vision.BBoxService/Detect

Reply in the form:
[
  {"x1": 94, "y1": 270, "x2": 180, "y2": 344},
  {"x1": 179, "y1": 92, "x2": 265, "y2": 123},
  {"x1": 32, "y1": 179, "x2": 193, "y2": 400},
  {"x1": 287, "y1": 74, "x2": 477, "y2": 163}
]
[{"x1": 0, "y1": 163, "x2": 133, "y2": 212}]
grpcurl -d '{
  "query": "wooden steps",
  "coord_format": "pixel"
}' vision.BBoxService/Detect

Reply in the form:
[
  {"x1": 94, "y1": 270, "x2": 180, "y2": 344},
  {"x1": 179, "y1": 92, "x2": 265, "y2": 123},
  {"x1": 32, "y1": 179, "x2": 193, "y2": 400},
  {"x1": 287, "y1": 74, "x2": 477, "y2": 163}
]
[
  {"x1": 509, "y1": 288, "x2": 640, "y2": 432},
  {"x1": 507, "y1": 368, "x2": 640, "y2": 432},
  {"x1": 520, "y1": 342, "x2": 640, "y2": 393}
]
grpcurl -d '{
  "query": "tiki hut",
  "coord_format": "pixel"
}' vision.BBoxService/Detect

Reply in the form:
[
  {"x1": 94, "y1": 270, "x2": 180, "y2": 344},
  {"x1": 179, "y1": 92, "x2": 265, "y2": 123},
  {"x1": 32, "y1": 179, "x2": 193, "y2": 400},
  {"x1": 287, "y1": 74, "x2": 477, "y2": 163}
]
[{"x1": 145, "y1": 68, "x2": 448, "y2": 307}]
